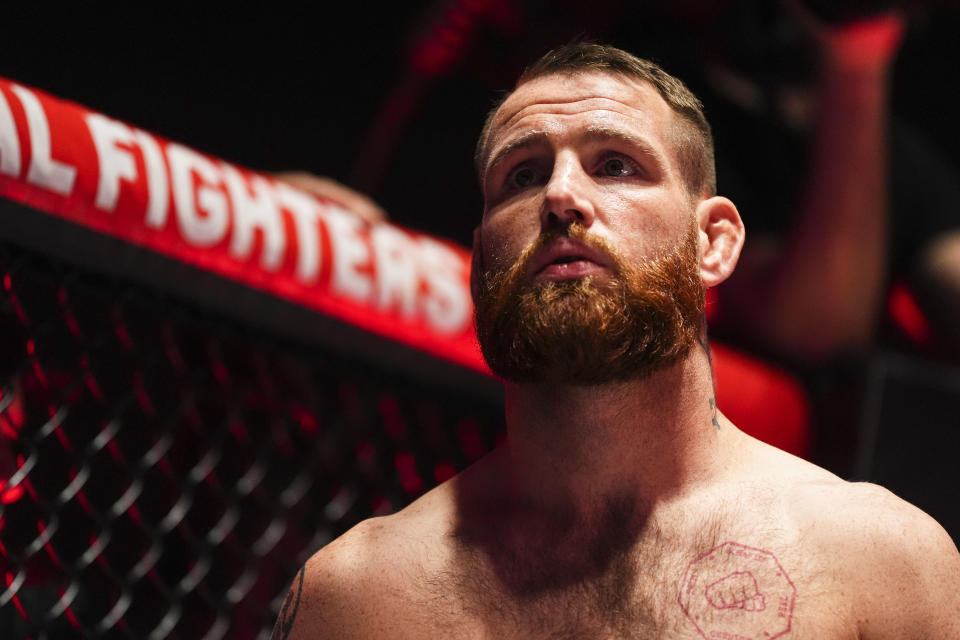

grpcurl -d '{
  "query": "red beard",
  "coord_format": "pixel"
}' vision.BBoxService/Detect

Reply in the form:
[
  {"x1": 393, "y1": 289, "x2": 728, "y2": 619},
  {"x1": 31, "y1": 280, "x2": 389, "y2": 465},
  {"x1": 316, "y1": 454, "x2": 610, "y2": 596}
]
[{"x1": 474, "y1": 223, "x2": 704, "y2": 385}]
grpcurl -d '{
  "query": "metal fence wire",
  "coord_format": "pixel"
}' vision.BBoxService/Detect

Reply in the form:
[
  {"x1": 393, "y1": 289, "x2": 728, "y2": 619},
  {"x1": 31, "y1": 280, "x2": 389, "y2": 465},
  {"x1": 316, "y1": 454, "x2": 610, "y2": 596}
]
[{"x1": 0, "y1": 239, "x2": 504, "y2": 639}]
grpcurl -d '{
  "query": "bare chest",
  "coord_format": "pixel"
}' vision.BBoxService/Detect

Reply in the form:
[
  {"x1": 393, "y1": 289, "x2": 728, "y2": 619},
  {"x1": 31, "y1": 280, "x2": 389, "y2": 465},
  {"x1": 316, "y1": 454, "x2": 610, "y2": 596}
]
[{"x1": 415, "y1": 536, "x2": 854, "y2": 640}]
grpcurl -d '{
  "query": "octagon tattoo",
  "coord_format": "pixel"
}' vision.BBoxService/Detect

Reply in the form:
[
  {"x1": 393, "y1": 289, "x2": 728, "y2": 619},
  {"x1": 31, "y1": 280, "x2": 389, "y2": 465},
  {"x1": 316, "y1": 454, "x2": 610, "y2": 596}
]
[{"x1": 678, "y1": 542, "x2": 796, "y2": 640}]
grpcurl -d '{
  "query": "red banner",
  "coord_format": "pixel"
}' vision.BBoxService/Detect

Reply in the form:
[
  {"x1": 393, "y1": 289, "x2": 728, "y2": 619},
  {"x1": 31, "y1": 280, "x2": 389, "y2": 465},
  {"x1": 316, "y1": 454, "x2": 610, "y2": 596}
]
[{"x1": 0, "y1": 78, "x2": 489, "y2": 375}]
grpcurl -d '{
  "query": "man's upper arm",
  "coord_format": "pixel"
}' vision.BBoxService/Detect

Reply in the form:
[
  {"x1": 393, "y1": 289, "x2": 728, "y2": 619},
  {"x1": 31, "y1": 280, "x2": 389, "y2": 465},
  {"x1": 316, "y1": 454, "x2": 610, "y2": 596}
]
[
  {"x1": 902, "y1": 512, "x2": 960, "y2": 639},
  {"x1": 271, "y1": 520, "x2": 398, "y2": 640},
  {"x1": 853, "y1": 488, "x2": 960, "y2": 639},
  {"x1": 270, "y1": 543, "x2": 361, "y2": 640}
]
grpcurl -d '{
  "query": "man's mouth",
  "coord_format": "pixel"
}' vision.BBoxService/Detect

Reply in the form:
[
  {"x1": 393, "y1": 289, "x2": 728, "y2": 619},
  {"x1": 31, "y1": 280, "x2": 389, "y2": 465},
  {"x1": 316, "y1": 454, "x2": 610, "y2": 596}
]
[
  {"x1": 550, "y1": 255, "x2": 587, "y2": 264},
  {"x1": 528, "y1": 238, "x2": 612, "y2": 281},
  {"x1": 537, "y1": 259, "x2": 605, "y2": 280}
]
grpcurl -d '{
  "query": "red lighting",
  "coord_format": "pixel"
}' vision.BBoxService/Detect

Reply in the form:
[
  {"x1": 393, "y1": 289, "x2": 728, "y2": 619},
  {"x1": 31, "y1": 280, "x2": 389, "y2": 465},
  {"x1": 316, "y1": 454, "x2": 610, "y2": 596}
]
[
  {"x1": 106, "y1": 439, "x2": 124, "y2": 465},
  {"x1": 8, "y1": 291, "x2": 28, "y2": 327},
  {"x1": 229, "y1": 420, "x2": 248, "y2": 444},
  {"x1": 54, "y1": 426, "x2": 73, "y2": 454},
  {"x1": 378, "y1": 395, "x2": 406, "y2": 441},
  {"x1": 212, "y1": 360, "x2": 229, "y2": 385},
  {"x1": 370, "y1": 496, "x2": 393, "y2": 516},
  {"x1": 5, "y1": 571, "x2": 28, "y2": 621},
  {"x1": 0, "y1": 481, "x2": 23, "y2": 504},
  {"x1": 61, "y1": 592, "x2": 81, "y2": 629},
  {"x1": 433, "y1": 462, "x2": 456, "y2": 484},
  {"x1": 37, "y1": 520, "x2": 63, "y2": 569},
  {"x1": 393, "y1": 451, "x2": 423, "y2": 495},
  {"x1": 289, "y1": 405, "x2": 319, "y2": 435},
  {"x1": 355, "y1": 441, "x2": 376, "y2": 467},
  {"x1": 407, "y1": 0, "x2": 520, "y2": 77},
  {"x1": 456, "y1": 419, "x2": 487, "y2": 460},
  {"x1": 712, "y1": 343, "x2": 811, "y2": 458},
  {"x1": 114, "y1": 321, "x2": 134, "y2": 352},
  {"x1": 887, "y1": 281, "x2": 934, "y2": 349}
]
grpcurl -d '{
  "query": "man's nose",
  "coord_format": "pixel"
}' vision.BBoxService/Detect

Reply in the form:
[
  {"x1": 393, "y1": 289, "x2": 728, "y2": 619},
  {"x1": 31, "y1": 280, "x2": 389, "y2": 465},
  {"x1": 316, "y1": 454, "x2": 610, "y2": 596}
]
[{"x1": 540, "y1": 155, "x2": 596, "y2": 229}]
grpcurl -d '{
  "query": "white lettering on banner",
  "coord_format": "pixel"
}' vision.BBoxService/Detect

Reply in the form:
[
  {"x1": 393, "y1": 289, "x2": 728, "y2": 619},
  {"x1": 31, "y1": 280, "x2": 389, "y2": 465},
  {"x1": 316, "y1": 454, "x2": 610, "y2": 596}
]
[
  {"x1": 0, "y1": 83, "x2": 473, "y2": 342},
  {"x1": 86, "y1": 114, "x2": 138, "y2": 212},
  {"x1": 85, "y1": 113, "x2": 170, "y2": 225},
  {"x1": 325, "y1": 206, "x2": 373, "y2": 303},
  {"x1": 370, "y1": 224, "x2": 418, "y2": 318},
  {"x1": 222, "y1": 164, "x2": 285, "y2": 271},
  {"x1": 11, "y1": 85, "x2": 76, "y2": 196},
  {"x1": 273, "y1": 183, "x2": 321, "y2": 283},
  {"x1": 418, "y1": 237, "x2": 471, "y2": 333},
  {"x1": 86, "y1": 115, "x2": 169, "y2": 226},
  {"x1": 133, "y1": 130, "x2": 168, "y2": 229},
  {"x1": 0, "y1": 89, "x2": 21, "y2": 177},
  {"x1": 167, "y1": 143, "x2": 229, "y2": 247}
]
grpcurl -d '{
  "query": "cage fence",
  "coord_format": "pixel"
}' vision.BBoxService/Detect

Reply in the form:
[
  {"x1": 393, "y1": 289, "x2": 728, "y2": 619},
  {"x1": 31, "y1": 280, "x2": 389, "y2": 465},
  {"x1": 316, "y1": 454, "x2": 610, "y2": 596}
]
[{"x1": 0, "y1": 238, "x2": 504, "y2": 639}]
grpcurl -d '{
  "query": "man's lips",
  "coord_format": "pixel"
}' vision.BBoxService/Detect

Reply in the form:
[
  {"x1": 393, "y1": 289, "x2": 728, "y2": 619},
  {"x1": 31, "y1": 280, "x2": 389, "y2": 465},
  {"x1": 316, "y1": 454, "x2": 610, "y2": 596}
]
[{"x1": 527, "y1": 238, "x2": 612, "y2": 281}]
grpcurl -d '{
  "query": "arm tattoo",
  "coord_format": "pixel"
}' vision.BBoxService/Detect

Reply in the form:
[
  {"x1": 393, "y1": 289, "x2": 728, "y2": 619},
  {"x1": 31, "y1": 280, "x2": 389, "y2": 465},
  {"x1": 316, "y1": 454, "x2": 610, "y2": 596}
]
[
  {"x1": 271, "y1": 566, "x2": 306, "y2": 640},
  {"x1": 696, "y1": 334, "x2": 721, "y2": 430}
]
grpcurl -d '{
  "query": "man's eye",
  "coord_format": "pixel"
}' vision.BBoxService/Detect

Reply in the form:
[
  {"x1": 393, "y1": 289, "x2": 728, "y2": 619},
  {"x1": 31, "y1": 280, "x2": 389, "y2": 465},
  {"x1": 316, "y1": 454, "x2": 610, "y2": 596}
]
[
  {"x1": 602, "y1": 157, "x2": 634, "y2": 177},
  {"x1": 507, "y1": 166, "x2": 537, "y2": 189}
]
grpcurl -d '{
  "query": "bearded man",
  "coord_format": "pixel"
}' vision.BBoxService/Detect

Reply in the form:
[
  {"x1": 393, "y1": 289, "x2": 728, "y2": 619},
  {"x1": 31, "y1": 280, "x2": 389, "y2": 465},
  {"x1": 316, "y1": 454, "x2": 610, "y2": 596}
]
[{"x1": 274, "y1": 43, "x2": 960, "y2": 639}]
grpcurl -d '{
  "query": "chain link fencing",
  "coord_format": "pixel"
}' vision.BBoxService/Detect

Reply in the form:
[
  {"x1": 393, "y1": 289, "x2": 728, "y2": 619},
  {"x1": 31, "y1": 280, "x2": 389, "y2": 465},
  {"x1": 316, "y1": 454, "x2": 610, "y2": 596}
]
[{"x1": 0, "y1": 239, "x2": 504, "y2": 639}]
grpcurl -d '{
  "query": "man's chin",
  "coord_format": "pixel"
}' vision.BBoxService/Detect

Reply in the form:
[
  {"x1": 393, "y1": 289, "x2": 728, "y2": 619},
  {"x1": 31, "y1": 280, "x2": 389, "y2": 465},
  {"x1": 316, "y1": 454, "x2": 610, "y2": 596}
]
[
  {"x1": 494, "y1": 351, "x2": 687, "y2": 387},
  {"x1": 524, "y1": 272, "x2": 617, "y2": 296},
  {"x1": 482, "y1": 283, "x2": 684, "y2": 385},
  {"x1": 476, "y1": 221, "x2": 705, "y2": 387}
]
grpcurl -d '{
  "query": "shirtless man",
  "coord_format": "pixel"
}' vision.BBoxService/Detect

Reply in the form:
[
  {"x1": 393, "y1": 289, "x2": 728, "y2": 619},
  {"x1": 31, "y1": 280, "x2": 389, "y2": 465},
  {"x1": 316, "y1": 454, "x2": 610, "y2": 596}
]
[{"x1": 274, "y1": 43, "x2": 960, "y2": 639}]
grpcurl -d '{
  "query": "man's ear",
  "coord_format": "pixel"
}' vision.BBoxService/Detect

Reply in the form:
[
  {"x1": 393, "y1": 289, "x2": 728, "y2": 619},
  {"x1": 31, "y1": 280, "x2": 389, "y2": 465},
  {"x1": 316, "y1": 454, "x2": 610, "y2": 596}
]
[
  {"x1": 695, "y1": 196, "x2": 745, "y2": 288},
  {"x1": 470, "y1": 226, "x2": 483, "y2": 304}
]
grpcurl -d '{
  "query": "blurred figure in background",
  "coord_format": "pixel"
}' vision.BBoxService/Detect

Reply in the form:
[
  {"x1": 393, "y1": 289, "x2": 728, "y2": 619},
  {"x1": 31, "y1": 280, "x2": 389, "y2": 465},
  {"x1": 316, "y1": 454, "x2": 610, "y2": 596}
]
[
  {"x1": 705, "y1": 1, "x2": 960, "y2": 361},
  {"x1": 275, "y1": 171, "x2": 388, "y2": 225}
]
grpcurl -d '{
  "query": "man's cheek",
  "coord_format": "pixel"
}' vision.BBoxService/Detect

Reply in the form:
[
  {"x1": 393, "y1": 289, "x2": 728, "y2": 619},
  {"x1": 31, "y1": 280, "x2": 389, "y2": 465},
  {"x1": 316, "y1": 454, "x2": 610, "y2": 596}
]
[{"x1": 482, "y1": 233, "x2": 520, "y2": 275}]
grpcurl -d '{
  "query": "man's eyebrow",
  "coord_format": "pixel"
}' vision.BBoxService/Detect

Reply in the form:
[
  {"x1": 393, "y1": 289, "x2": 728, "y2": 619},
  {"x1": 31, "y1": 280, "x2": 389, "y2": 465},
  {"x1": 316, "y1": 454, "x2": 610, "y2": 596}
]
[
  {"x1": 484, "y1": 130, "x2": 549, "y2": 179},
  {"x1": 484, "y1": 125, "x2": 668, "y2": 181},
  {"x1": 582, "y1": 125, "x2": 666, "y2": 171}
]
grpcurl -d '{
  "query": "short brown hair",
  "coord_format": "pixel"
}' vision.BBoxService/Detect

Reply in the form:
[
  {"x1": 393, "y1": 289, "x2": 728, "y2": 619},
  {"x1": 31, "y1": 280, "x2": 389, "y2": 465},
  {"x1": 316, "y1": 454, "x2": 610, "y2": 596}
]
[{"x1": 475, "y1": 42, "x2": 716, "y2": 197}]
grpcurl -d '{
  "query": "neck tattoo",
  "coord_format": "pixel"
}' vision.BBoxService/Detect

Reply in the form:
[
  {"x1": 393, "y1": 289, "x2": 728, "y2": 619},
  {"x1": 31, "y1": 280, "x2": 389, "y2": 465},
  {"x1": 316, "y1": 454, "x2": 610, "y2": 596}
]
[{"x1": 696, "y1": 334, "x2": 721, "y2": 431}]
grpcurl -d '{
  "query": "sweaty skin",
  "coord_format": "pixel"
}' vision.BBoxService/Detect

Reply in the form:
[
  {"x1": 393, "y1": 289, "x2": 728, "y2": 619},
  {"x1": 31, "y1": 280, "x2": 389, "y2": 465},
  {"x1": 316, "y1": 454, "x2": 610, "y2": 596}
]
[{"x1": 275, "y1": 72, "x2": 960, "y2": 639}]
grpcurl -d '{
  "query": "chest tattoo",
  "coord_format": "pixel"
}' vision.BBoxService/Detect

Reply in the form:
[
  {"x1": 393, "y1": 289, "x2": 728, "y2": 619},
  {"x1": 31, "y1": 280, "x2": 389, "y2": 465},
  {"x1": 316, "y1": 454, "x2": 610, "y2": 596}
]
[{"x1": 678, "y1": 542, "x2": 797, "y2": 640}]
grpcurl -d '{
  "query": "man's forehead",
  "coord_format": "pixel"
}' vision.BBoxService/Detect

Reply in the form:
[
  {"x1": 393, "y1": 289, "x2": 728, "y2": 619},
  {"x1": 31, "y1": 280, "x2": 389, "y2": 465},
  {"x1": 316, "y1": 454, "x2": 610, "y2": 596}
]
[
  {"x1": 482, "y1": 72, "x2": 677, "y2": 170},
  {"x1": 492, "y1": 72, "x2": 673, "y2": 136}
]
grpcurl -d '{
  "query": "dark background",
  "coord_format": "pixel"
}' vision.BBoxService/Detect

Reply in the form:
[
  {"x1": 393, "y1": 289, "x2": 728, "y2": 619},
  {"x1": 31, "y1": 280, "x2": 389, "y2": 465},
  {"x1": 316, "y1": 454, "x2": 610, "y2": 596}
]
[{"x1": 3, "y1": 1, "x2": 959, "y2": 248}]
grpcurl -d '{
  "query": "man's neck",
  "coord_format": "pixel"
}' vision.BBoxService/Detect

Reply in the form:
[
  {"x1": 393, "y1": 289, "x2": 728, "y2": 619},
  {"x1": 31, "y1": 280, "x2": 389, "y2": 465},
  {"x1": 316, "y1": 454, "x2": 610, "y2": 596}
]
[{"x1": 500, "y1": 342, "x2": 738, "y2": 521}]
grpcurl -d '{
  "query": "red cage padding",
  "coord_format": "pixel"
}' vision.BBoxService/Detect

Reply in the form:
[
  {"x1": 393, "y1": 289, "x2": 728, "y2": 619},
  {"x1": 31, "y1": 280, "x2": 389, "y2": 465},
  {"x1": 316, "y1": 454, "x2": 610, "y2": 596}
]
[{"x1": 0, "y1": 78, "x2": 482, "y2": 374}]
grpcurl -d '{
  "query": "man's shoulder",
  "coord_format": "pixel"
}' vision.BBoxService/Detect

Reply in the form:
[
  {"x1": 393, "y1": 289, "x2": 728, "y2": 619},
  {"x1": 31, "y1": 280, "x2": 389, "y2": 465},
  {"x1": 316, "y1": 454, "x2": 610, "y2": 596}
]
[
  {"x1": 274, "y1": 518, "x2": 400, "y2": 639},
  {"x1": 820, "y1": 480, "x2": 956, "y2": 567},
  {"x1": 743, "y1": 441, "x2": 958, "y2": 581},
  {"x1": 777, "y1": 462, "x2": 950, "y2": 548},
  {"x1": 275, "y1": 484, "x2": 461, "y2": 639},
  {"x1": 745, "y1": 435, "x2": 947, "y2": 538},
  {"x1": 782, "y1": 474, "x2": 960, "y2": 638},
  {"x1": 763, "y1": 450, "x2": 955, "y2": 557}
]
